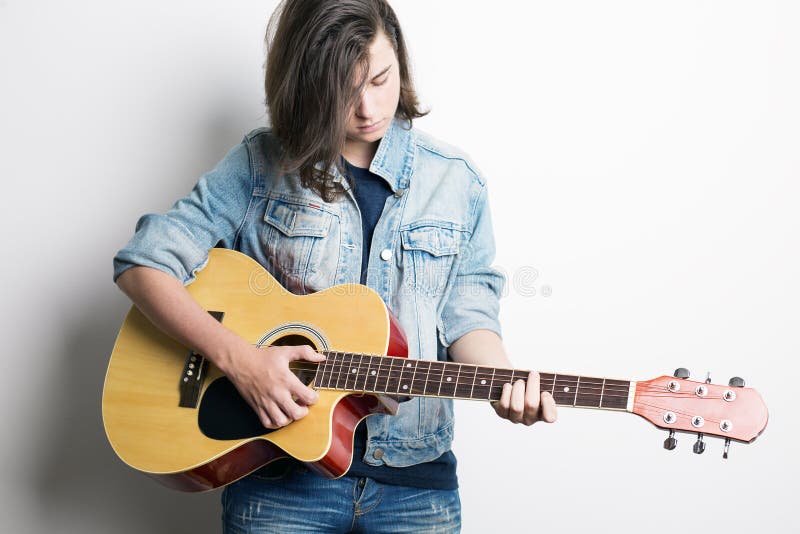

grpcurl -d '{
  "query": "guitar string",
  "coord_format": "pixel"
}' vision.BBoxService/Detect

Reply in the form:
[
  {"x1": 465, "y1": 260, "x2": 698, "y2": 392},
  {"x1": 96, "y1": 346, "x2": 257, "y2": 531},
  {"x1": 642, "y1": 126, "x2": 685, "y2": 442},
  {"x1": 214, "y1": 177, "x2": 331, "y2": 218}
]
[
  {"x1": 290, "y1": 360, "x2": 735, "y2": 425},
  {"x1": 307, "y1": 358, "x2": 631, "y2": 386},
  {"x1": 314, "y1": 362, "x2": 628, "y2": 390},
  {"x1": 292, "y1": 363, "x2": 733, "y2": 421},
  {"x1": 290, "y1": 358, "x2": 728, "y2": 402},
  {"x1": 285, "y1": 348, "x2": 632, "y2": 383},
  {"x1": 295, "y1": 361, "x2": 727, "y2": 400},
  {"x1": 274, "y1": 349, "x2": 733, "y2": 399},
  {"x1": 634, "y1": 401, "x2": 726, "y2": 426},
  {"x1": 307, "y1": 360, "x2": 632, "y2": 398},
  {"x1": 313, "y1": 371, "x2": 631, "y2": 398}
]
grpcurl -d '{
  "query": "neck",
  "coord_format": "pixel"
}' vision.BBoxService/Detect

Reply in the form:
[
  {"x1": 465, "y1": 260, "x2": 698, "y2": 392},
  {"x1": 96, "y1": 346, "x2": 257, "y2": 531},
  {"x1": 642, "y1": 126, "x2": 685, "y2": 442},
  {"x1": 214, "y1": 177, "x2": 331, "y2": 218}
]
[
  {"x1": 302, "y1": 352, "x2": 634, "y2": 411},
  {"x1": 342, "y1": 139, "x2": 379, "y2": 169}
]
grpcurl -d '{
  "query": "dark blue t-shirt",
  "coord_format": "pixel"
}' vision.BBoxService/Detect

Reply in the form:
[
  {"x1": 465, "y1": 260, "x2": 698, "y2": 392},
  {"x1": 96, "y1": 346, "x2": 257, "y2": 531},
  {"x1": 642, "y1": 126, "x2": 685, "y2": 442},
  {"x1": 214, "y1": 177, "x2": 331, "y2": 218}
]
[{"x1": 343, "y1": 159, "x2": 458, "y2": 490}]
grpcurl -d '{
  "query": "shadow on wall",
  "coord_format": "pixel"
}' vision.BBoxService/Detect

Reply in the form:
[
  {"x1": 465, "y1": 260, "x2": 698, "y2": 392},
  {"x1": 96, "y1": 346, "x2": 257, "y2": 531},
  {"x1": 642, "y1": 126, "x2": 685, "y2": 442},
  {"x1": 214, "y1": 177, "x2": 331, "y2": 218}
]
[
  {"x1": 28, "y1": 120, "x2": 254, "y2": 533},
  {"x1": 30, "y1": 284, "x2": 220, "y2": 533}
]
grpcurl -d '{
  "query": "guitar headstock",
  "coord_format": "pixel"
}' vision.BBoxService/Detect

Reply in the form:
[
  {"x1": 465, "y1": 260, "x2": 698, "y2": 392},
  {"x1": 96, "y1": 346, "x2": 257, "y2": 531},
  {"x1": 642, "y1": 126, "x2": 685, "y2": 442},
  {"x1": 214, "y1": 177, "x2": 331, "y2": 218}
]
[{"x1": 632, "y1": 370, "x2": 768, "y2": 457}]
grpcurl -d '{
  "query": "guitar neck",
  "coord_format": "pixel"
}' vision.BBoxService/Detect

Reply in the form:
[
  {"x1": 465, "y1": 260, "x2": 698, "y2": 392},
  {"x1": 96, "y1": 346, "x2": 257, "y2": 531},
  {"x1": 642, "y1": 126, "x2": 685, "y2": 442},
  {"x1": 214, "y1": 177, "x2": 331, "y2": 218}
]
[{"x1": 309, "y1": 352, "x2": 634, "y2": 412}]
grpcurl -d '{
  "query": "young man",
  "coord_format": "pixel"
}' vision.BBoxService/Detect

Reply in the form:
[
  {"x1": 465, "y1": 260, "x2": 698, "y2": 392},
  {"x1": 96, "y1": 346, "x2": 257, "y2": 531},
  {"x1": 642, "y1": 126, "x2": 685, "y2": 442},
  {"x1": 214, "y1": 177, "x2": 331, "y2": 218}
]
[{"x1": 114, "y1": 1, "x2": 556, "y2": 531}]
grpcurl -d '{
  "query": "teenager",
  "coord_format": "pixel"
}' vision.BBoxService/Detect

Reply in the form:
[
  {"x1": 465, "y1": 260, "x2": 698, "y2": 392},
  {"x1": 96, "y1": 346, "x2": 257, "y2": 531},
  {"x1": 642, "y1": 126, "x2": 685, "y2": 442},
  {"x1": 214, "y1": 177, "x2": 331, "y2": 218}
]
[{"x1": 114, "y1": 1, "x2": 556, "y2": 531}]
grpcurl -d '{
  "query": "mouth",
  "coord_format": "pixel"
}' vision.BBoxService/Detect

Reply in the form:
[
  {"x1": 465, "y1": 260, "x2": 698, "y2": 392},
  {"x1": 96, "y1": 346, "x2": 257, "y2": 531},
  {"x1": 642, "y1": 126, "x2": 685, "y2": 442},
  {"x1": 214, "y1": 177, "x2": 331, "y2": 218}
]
[{"x1": 357, "y1": 119, "x2": 383, "y2": 132}]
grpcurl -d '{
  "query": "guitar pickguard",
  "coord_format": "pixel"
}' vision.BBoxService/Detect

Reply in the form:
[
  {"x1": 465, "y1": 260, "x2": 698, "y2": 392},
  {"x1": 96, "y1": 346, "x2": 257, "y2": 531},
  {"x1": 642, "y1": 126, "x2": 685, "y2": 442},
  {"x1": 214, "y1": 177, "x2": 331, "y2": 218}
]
[{"x1": 198, "y1": 377, "x2": 276, "y2": 440}]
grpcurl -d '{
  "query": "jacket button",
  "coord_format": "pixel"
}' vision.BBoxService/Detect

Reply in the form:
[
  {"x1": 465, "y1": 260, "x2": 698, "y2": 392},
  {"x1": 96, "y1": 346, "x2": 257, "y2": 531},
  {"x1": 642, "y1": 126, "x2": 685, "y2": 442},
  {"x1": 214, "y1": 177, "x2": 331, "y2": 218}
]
[
  {"x1": 393, "y1": 188, "x2": 405, "y2": 198},
  {"x1": 372, "y1": 448, "x2": 385, "y2": 460},
  {"x1": 379, "y1": 249, "x2": 392, "y2": 261}
]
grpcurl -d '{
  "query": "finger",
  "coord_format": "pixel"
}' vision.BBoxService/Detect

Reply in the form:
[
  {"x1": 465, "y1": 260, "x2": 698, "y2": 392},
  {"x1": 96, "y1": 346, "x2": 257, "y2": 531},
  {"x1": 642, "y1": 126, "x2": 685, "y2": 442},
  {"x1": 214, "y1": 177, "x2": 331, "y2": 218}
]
[
  {"x1": 540, "y1": 391, "x2": 558, "y2": 423},
  {"x1": 522, "y1": 371, "x2": 542, "y2": 426},
  {"x1": 288, "y1": 373, "x2": 320, "y2": 405},
  {"x1": 264, "y1": 401, "x2": 291, "y2": 428},
  {"x1": 289, "y1": 345, "x2": 325, "y2": 362},
  {"x1": 494, "y1": 382, "x2": 512, "y2": 418},
  {"x1": 276, "y1": 392, "x2": 309, "y2": 421},
  {"x1": 509, "y1": 379, "x2": 526, "y2": 423},
  {"x1": 256, "y1": 408, "x2": 276, "y2": 430}
]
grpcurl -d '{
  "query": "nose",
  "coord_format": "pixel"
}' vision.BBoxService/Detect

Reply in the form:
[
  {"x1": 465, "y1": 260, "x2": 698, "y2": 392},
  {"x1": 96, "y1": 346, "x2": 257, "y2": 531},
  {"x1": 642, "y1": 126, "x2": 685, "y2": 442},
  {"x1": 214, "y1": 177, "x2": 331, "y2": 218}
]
[{"x1": 355, "y1": 89, "x2": 375, "y2": 120}]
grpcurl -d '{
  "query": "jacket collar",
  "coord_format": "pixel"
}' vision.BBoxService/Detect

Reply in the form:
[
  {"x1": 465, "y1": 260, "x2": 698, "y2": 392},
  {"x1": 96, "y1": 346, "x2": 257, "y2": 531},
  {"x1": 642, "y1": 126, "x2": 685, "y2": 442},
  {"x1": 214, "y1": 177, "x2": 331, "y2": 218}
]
[
  {"x1": 368, "y1": 117, "x2": 415, "y2": 194},
  {"x1": 327, "y1": 117, "x2": 415, "y2": 195}
]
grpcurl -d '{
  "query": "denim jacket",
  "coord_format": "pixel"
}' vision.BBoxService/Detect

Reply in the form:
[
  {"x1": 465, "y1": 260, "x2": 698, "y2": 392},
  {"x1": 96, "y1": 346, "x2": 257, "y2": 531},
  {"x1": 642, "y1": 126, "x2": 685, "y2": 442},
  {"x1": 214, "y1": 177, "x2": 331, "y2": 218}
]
[{"x1": 114, "y1": 117, "x2": 506, "y2": 467}]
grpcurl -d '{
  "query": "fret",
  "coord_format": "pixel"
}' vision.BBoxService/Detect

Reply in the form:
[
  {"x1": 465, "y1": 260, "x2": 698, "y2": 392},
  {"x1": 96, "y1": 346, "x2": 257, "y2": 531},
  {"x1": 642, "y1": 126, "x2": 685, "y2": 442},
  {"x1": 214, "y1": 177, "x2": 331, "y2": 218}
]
[
  {"x1": 438, "y1": 362, "x2": 459, "y2": 398},
  {"x1": 540, "y1": 372, "x2": 555, "y2": 394},
  {"x1": 599, "y1": 379, "x2": 630, "y2": 410},
  {"x1": 377, "y1": 355, "x2": 392, "y2": 393},
  {"x1": 365, "y1": 354, "x2": 382, "y2": 393},
  {"x1": 397, "y1": 359, "x2": 414, "y2": 394},
  {"x1": 575, "y1": 376, "x2": 605, "y2": 408},
  {"x1": 599, "y1": 378, "x2": 606, "y2": 407},
  {"x1": 410, "y1": 361, "x2": 431, "y2": 396},
  {"x1": 552, "y1": 374, "x2": 580, "y2": 406},
  {"x1": 574, "y1": 376, "x2": 580, "y2": 406},
  {"x1": 343, "y1": 353, "x2": 360, "y2": 391},
  {"x1": 459, "y1": 365, "x2": 477, "y2": 399},
  {"x1": 470, "y1": 367, "x2": 494, "y2": 400},
  {"x1": 316, "y1": 353, "x2": 330, "y2": 389},
  {"x1": 355, "y1": 354, "x2": 372, "y2": 392},
  {"x1": 422, "y1": 360, "x2": 434, "y2": 395},
  {"x1": 384, "y1": 356, "x2": 401, "y2": 393},
  {"x1": 333, "y1": 351, "x2": 346, "y2": 390},
  {"x1": 428, "y1": 361, "x2": 445, "y2": 397},
  {"x1": 490, "y1": 369, "x2": 514, "y2": 401}
]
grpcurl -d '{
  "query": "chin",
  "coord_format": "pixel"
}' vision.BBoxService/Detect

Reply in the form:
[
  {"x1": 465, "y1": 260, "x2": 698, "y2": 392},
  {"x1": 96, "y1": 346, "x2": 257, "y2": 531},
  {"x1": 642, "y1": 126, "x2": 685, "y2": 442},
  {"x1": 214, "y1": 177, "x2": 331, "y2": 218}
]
[{"x1": 351, "y1": 129, "x2": 385, "y2": 143}]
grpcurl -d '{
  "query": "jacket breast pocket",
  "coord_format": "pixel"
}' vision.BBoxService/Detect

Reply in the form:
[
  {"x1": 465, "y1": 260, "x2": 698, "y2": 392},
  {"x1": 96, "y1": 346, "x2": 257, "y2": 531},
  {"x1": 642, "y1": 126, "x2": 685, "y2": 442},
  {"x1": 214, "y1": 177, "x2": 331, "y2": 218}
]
[
  {"x1": 400, "y1": 222, "x2": 463, "y2": 298},
  {"x1": 261, "y1": 197, "x2": 336, "y2": 294}
]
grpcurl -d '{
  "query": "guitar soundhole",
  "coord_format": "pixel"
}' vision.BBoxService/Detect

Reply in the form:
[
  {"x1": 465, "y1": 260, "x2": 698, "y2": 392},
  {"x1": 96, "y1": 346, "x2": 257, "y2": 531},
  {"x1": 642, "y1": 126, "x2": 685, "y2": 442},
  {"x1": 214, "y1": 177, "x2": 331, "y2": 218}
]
[
  {"x1": 197, "y1": 334, "x2": 318, "y2": 440},
  {"x1": 270, "y1": 335, "x2": 317, "y2": 386}
]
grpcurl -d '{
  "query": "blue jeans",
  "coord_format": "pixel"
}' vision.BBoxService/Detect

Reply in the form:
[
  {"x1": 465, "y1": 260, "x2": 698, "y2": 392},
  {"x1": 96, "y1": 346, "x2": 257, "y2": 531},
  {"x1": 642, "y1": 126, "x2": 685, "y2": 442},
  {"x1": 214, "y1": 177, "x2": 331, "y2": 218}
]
[{"x1": 221, "y1": 466, "x2": 461, "y2": 533}]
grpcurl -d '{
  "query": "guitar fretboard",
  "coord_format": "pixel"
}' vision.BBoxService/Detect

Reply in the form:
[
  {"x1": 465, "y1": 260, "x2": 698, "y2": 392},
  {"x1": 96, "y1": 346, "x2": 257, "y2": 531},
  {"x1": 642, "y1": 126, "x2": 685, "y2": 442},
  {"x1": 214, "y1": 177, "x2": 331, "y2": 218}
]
[{"x1": 313, "y1": 352, "x2": 631, "y2": 410}]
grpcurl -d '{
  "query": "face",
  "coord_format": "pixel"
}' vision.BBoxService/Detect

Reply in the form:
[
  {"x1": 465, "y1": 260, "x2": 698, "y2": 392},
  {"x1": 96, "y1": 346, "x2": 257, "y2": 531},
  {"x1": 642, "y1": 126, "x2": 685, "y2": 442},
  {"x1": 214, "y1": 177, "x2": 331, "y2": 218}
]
[{"x1": 344, "y1": 30, "x2": 401, "y2": 157}]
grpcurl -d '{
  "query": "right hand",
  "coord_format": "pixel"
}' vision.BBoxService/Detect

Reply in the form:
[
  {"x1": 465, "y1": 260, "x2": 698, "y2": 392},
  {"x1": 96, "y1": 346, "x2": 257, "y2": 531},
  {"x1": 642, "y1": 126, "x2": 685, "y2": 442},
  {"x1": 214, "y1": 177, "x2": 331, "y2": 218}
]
[{"x1": 223, "y1": 343, "x2": 326, "y2": 429}]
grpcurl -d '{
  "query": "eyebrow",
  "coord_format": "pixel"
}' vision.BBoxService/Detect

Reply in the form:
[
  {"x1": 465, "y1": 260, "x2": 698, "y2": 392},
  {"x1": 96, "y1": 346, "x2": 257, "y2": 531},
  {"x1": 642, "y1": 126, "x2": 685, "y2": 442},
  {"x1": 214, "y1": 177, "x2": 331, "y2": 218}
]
[{"x1": 371, "y1": 65, "x2": 391, "y2": 80}]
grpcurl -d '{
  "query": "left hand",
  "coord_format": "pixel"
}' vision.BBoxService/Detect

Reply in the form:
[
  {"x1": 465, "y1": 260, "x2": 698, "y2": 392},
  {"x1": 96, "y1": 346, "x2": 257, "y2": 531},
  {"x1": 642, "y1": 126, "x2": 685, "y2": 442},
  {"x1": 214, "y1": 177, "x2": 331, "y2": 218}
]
[{"x1": 492, "y1": 371, "x2": 558, "y2": 425}]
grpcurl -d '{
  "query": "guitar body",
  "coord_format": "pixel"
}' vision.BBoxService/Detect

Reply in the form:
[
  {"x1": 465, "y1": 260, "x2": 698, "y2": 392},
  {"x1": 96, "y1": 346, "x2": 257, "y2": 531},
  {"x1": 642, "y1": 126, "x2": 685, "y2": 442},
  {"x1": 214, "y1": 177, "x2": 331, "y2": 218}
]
[{"x1": 102, "y1": 249, "x2": 407, "y2": 492}]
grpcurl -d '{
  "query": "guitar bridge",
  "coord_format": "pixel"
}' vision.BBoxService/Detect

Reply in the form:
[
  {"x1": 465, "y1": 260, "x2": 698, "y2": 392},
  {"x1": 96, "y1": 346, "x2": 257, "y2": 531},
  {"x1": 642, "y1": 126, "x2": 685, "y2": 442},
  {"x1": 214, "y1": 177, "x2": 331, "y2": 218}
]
[{"x1": 178, "y1": 310, "x2": 224, "y2": 408}]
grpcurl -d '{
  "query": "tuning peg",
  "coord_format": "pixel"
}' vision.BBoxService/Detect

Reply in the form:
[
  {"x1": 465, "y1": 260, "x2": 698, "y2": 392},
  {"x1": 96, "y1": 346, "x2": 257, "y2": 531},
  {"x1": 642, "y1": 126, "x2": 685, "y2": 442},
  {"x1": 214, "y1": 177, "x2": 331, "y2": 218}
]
[
  {"x1": 663, "y1": 430, "x2": 677, "y2": 450},
  {"x1": 729, "y1": 376, "x2": 745, "y2": 388},
  {"x1": 704, "y1": 372, "x2": 711, "y2": 384},
  {"x1": 723, "y1": 438, "x2": 731, "y2": 459},
  {"x1": 673, "y1": 368, "x2": 690, "y2": 379},
  {"x1": 693, "y1": 433, "x2": 706, "y2": 454}
]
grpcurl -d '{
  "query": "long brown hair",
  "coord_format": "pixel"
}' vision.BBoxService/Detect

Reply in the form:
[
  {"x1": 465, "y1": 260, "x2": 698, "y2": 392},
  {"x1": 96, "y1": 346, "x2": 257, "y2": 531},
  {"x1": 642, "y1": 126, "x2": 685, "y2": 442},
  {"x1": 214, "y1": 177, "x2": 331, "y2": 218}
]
[{"x1": 264, "y1": 0, "x2": 428, "y2": 201}]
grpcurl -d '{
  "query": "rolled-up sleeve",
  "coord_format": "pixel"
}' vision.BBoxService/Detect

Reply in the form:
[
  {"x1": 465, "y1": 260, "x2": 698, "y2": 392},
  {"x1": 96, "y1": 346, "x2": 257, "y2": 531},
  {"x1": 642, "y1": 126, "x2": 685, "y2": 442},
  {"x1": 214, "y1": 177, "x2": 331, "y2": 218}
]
[
  {"x1": 437, "y1": 183, "x2": 506, "y2": 347},
  {"x1": 113, "y1": 142, "x2": 253, "y2": 285}
]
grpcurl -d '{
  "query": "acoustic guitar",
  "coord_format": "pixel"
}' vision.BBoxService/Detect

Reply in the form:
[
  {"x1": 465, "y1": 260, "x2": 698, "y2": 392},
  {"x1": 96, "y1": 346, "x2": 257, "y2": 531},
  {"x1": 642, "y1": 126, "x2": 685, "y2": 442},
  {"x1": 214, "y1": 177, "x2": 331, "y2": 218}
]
[{"x1": 102, "y1": 248, "x2": 769, "y2": 492}]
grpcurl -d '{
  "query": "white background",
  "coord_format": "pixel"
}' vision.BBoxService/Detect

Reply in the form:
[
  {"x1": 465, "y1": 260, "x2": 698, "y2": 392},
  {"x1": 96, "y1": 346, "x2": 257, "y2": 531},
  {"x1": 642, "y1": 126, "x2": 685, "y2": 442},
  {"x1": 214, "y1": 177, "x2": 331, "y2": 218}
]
[{"x1": 1, "y1": 1, "x2": 798, "y2": 532}]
